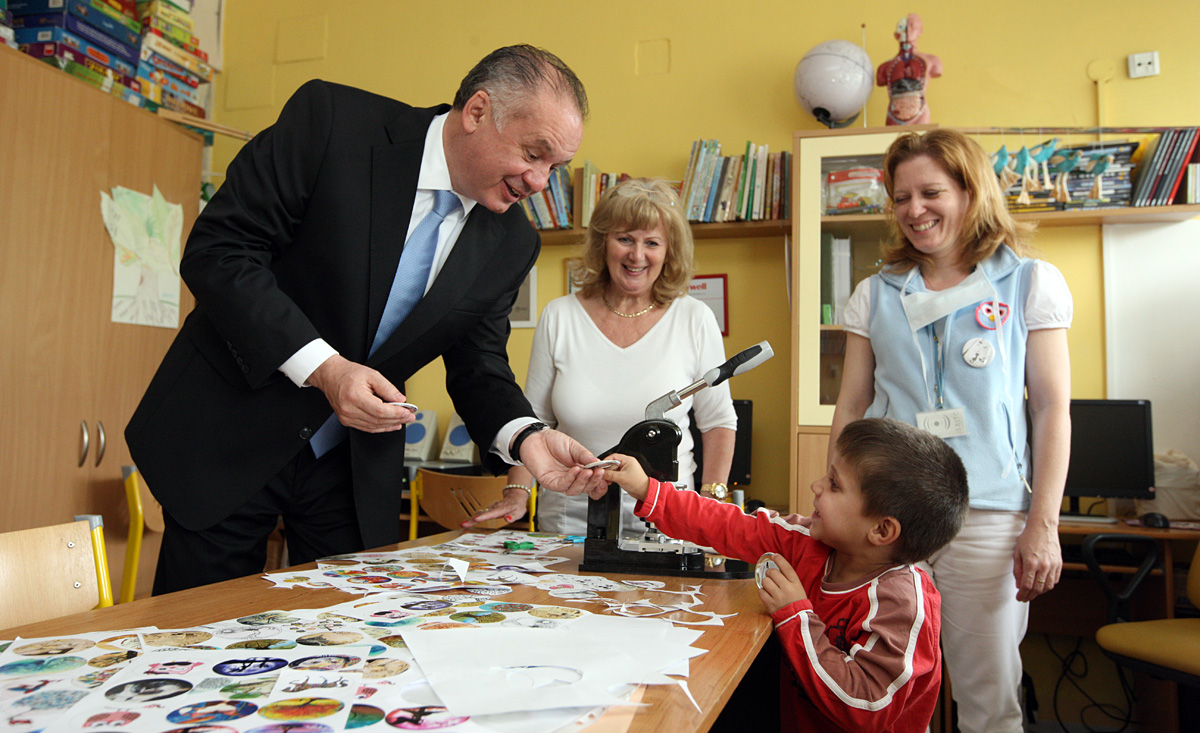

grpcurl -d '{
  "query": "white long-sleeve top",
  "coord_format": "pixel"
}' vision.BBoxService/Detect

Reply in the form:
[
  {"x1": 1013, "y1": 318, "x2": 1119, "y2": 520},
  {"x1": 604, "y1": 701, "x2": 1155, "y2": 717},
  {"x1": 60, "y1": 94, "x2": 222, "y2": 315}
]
[{"x1": 525, "y1": 293, "x2": 737, "y2": 534}]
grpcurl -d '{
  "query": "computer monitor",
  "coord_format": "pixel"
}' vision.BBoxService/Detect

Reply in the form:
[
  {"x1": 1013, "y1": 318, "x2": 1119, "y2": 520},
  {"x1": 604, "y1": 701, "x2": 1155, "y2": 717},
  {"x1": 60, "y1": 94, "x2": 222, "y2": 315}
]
[{"x1": 1062, "y1": 399, "x2": 1155, "y2": 517}]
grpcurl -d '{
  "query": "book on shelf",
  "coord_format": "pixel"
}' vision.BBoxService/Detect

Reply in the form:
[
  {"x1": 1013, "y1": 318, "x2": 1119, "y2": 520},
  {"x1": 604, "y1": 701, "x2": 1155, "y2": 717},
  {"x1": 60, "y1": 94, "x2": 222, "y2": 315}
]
[
  {"x1": 1157, "y1": 127, "x2": 1199, "y2": 206},
  {"x1": 714, "y1": 154, "x2": 741, "y2": 222},
  {"x1": 680, "y1": 139, "x2": 702, "y2": 211},
  {"x1": 687, "y1": 139, "x2": 721, "y2": 221},
  {"x1": 735, "y1": 140, "x2": 752, "y2": 221},
  {"x1": 702, "y1": 156, "x2": 726, "y2": 223},
  {"x1": 830, "y1": 236, "x2": 852, "y2": 325},
  {"x1": 820, "y1": 232, "x2": 834, "y2": 323}
]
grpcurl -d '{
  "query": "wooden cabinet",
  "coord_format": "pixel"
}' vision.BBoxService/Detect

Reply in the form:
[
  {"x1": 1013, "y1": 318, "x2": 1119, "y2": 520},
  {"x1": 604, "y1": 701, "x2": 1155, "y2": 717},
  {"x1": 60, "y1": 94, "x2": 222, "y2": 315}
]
[
  {"x1": 0, "y1": 47, "x2": 202, "y2": 599},
  {"x1": 787, "y1": 126, "x2": 1200, "y2": 514}
]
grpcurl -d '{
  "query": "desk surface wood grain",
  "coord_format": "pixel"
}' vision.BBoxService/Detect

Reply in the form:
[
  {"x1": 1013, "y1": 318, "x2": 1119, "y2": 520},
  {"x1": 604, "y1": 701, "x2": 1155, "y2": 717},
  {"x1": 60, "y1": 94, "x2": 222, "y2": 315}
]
[{"x1": 1, "y1": 530, "x2": 774, "y2": 733}]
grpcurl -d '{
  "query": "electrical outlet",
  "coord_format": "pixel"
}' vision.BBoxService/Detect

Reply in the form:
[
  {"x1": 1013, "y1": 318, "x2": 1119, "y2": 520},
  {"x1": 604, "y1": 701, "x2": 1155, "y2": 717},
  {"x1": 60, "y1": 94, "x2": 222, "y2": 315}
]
[{"x1": 1128, "y1": 51, "x2": 1160, "y2": 78}]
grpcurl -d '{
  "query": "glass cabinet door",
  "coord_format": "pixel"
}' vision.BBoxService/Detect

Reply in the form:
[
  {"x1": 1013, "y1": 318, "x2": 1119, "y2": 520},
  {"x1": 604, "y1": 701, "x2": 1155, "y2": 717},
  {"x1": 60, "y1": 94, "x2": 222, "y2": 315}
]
[{"x1": 791, "y1": 129, "x2": 903, "y2": 427}]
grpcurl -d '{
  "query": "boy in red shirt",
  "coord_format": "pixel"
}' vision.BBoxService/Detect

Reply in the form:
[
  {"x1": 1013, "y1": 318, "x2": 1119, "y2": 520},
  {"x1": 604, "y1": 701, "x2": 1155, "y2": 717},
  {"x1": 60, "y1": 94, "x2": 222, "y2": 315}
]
[{"x1": 604, "y1": 417, "x2": 969, "y2": 733}]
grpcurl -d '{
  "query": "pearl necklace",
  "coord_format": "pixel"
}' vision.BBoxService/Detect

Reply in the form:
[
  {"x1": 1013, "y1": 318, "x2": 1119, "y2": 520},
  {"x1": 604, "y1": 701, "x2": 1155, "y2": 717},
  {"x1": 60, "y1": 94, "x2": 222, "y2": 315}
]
[{"x1": 603, "y1": 293, "x2": 655, "y2": 318}]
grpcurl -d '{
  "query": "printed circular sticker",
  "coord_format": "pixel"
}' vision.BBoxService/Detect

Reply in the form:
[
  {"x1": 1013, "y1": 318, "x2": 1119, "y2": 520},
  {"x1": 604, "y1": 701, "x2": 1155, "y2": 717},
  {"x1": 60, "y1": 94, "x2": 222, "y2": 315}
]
[
  {"x1": 0, "y1": 656, "x2": 86, "y2": 677},
  {"x1": 87, "y1": 651, "x2": 139, "y2": 668},
  {"x1": 385, "y1": 705, "x2": 469, "y2": 729},
  {"x1": 257, "y1": 697, "x2": 344, "y2": 721},
  {"x1": 13, "y1": 638, "x2": 95, "y2": 656},
  {"x1": 481, "y1": 602, "x2": 533, "y2": 613},
  {"x1": 348, "y1": 704, "x2": 385, "y2": 728},
  {"x1": 362, "y1": 658, "x2": 410, "y2": 679},
  {"x1": 448, "y1": 611, "x2": 505, "y2": 624},
  {"x1": 237, "y1": 612, "x2": 300, "y2": 626},
  {"x1": 221, "y1": 677, "x2": 278, "y2": 699},
  {"x1": 528, "y1": 607, "x2": 582, "y2": 620},
  {"x1": 463, "y1": 585, "x2": 511, "y2": 596},
  {"x1": 97, "y1": 634, "x2": 143, "y2": 651},
  {"x1": 166, "y1": 700, "x2": 258, "y2": 724},
  {"x1": 213, "y1": 657, "x2": 289, "y2": 676},
  {"x1": 226, "y1": 639, "x2": 298, "y2": 651},
  {"x1": 11, "y1": 689, "x2": 88, "y2": 711},
  {"x1": 290, "y1": 655, "x2": 362, "y2": 671},
  {"x1": 105, "y1": 678, "x2": 193, "y2": 702},
  {"x1": 400, "y1": 600, "x2": 451, "y2": 612},
  {"x1": 296, "y1": 632, "x2": 365, "y2": 646},
  {"x1": 143, "y1": 631, "x2": 215, "y2": 647}
]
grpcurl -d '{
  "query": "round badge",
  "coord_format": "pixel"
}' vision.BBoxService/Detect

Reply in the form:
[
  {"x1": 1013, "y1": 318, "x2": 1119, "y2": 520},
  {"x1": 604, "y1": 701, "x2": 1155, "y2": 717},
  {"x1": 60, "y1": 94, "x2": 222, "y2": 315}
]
[
  {"x1": 962, "y1": 337, "x2": 995, "y2": 368},
  {"x1": 975, "y1": 301, "x2": 1010, "y2": 329},
  {"x1": 754, "y1": 553, "x2": 778, "y2": 589}
]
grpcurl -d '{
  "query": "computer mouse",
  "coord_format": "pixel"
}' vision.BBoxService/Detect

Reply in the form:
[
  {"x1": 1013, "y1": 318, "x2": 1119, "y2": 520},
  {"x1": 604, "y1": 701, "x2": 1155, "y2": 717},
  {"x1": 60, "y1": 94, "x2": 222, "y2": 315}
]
[{"x1": 1141, "y1": 512, "x2": 1170, "y2": 529}]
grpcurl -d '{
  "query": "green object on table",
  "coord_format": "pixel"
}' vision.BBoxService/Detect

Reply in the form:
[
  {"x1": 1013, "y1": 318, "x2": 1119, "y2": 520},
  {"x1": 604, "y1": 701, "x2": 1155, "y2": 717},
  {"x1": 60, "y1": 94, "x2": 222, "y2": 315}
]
[{"x1": 504, "y1": 541, "x2": 535, "y2": 550}]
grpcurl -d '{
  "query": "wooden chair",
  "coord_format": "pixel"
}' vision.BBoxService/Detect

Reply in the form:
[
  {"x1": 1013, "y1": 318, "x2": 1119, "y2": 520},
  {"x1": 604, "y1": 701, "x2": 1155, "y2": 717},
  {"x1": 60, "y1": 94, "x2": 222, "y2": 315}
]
[
  {"x1": 1088, "y1": 534, "x2": 1200, "y2": 688},
  {"x1": 121, "y1": 465, "x2": 165, "y2": 603},
  {"x1": 410, "y1": 467, "x2": 536, "y2": 538},
  {"x1": 0, "y1": 515, "x2": 113, "y2": 629}
]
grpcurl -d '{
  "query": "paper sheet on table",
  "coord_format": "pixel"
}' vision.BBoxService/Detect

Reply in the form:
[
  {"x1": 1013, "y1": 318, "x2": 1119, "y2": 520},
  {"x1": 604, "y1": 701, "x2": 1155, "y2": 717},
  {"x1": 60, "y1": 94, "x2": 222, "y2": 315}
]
[
  {"x1": 100, "y1": 185, "x2": 183, "y2": 328},
  {"x1": 401, "y1": 619, "x2": 699, "y2": 717}
]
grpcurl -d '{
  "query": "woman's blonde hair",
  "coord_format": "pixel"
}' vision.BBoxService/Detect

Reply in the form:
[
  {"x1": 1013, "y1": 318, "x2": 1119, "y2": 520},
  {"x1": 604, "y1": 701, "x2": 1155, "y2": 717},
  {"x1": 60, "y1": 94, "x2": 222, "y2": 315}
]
[
  {"x1": 881, "y1": 129, "x2": 1033, "y2": 271},
  {"x1": 572, "y1": 178, "x2": 694, "y2": 306}
]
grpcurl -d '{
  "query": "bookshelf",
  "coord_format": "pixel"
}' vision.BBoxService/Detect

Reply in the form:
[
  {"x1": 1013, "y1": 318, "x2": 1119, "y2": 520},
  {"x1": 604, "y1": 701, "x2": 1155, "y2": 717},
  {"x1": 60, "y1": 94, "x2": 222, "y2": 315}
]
[
  {"x1": 788, "y1": 126, "x2": 1200, "y2": 515},
  {"x1": 537, "y1": 168, "x2": 792, "y2": 246}
]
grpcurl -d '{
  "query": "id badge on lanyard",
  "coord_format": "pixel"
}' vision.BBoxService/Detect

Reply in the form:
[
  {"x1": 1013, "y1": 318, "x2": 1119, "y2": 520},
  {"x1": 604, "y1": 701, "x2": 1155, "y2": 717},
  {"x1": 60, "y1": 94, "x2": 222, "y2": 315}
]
[{"x1": 914, "y1": 323, "x2": 969, "y2": 438}]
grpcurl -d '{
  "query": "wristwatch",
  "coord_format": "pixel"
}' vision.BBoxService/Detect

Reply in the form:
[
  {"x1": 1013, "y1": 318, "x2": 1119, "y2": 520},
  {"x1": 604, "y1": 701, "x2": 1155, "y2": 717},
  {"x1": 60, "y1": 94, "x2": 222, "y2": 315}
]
[
  {"x1": 701, "y1": 482, "x2": 729, "y2": 501},
  {"x1": 511, "y1": 421, "x2": 548, "y2": 464}
]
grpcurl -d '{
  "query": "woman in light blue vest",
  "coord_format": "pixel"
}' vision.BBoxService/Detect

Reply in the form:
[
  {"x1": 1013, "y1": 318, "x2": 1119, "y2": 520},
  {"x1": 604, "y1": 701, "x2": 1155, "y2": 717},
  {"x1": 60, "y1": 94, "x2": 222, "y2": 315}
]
[{"x1": 830, "y1": 129, "x2": 1072, "y2": 733}]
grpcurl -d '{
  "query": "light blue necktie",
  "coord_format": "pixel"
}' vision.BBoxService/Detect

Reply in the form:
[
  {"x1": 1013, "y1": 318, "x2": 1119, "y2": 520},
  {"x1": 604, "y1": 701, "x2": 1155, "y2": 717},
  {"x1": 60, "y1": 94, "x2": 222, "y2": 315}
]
[{"x1": 310, "y1": 189, "x2": 461, "y2": 457}]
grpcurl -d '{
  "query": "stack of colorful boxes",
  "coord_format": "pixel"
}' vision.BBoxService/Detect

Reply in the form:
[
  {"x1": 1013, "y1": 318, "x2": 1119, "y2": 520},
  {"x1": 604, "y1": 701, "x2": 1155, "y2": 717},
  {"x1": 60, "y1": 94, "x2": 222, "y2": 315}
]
[
  {"x1": 11, "y1": 0, "x2": 144, "y2": 105},
  {"x1": 10, "y1": 0, "x2": 211, "y2": 118},
  {"x1": 135, "y1": 0, "x2": 211, "y2": 118},
  {"x1": 1, "y1": 1, "x2": 17, "y2": 49}
]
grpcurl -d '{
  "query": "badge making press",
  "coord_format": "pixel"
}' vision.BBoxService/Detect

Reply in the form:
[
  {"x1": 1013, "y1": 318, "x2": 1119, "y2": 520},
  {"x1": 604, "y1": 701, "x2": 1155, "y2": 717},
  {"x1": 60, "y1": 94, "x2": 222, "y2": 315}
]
[{"x1": 579, "y1": 340, "x2": 774, "y2": 579}]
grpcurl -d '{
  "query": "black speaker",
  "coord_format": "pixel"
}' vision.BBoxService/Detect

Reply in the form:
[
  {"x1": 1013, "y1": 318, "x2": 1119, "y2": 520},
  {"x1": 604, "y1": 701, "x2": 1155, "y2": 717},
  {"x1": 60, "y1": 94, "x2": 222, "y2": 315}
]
[{"x1": 689, "y1": 399, "x2": 753, "y2": 485}]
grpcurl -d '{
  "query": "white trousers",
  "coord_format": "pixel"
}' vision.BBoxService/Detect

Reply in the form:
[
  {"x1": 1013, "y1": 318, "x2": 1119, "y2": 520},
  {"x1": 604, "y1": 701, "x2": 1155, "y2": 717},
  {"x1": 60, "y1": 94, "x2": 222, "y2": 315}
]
[{"x1": 922, "y1": 509, "x2": 1029, "y2": 733}]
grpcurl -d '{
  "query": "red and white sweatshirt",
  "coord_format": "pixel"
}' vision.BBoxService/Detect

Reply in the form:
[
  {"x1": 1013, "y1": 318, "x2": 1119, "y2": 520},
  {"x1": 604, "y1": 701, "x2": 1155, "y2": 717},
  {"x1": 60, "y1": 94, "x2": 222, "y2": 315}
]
[{"x1": 635, "y1": 479, "x2": 942, "y2": 733}]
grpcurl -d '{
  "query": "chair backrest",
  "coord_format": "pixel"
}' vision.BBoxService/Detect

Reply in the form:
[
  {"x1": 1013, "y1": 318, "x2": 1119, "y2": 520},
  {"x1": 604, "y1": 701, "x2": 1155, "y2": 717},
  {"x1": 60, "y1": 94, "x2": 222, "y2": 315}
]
[
  {"x1": 0, "y1": 516, "x2": 113, "y2": 629},
  {"x1": 416, "y1": 468, "x2": 513, "y2": 530},
  {"x1": 1188, "y1": 540, "x2": 1200, "y2": 610}
]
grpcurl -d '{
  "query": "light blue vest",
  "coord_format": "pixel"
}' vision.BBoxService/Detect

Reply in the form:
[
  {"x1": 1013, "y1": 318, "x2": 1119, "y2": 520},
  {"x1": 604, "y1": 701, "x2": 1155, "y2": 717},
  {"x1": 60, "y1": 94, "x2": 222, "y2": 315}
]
[{"x1": 865, "y1": 245, "x2": 1035, "y2": 510}]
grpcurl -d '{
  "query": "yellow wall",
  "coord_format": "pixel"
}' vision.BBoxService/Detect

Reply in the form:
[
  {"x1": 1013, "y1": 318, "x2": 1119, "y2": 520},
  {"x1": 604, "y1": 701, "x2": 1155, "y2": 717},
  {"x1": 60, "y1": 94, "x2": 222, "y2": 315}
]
[{"x1": 212, "y1": 0, "x2": 1200, "y2": 510}]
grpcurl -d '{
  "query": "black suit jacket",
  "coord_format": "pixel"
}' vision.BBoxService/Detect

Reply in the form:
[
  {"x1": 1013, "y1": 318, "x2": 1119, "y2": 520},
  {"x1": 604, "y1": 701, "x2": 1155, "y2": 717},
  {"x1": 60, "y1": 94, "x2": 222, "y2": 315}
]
[{"x1": 126, "y1": 80, "x2": 538, "y2": 548}]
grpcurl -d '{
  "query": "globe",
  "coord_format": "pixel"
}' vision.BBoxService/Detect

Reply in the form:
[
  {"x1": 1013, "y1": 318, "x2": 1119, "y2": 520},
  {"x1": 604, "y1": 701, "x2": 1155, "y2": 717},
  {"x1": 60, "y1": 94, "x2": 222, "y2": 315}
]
[{"x1": 794, "y1": 40, "x2": 874, "y2": 128}]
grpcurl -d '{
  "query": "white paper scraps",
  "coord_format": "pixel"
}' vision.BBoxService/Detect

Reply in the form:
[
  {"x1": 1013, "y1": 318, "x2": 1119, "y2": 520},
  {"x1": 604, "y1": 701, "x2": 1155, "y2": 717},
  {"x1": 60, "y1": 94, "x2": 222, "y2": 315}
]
[{"x1": 400, "y1": 623, "x2": 693, "y2": 717}]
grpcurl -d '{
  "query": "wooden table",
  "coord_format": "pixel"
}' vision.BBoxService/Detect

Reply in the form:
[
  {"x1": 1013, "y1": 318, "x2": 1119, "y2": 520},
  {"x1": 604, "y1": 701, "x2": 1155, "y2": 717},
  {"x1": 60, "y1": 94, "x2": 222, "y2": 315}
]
[{"x1": 0, "y1": 530, "x2": 774, "y2": 732}]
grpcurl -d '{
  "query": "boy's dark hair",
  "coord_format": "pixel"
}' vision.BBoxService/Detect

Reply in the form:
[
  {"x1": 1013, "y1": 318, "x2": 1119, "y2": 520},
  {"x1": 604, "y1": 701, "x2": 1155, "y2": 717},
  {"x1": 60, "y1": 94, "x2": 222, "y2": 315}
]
[{"x1": 837, "y1": 418, "x2": 969, "y2": 564}]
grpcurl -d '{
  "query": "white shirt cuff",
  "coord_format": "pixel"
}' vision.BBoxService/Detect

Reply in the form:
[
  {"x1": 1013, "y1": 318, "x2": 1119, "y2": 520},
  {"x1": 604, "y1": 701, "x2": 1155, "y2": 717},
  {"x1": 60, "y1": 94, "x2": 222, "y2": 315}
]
[
  {"x1": 492, "y1": 417, "x2": 542, "y2": 465},
  {"x1": 280, "y1": 339, "x2": 339, "y2": 387}
]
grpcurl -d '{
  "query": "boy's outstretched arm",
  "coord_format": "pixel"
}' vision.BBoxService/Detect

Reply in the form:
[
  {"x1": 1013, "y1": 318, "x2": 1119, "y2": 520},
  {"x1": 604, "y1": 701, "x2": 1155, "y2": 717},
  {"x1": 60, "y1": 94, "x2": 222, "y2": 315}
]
[{"x1": 603, "y1": 453, "x2": 649, "y2": 500}]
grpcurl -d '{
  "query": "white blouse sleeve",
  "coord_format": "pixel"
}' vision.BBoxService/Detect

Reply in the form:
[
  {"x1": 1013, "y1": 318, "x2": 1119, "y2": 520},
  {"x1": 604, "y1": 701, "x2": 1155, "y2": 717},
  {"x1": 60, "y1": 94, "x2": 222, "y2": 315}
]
[
  {"x1": 842, "y1": 278, "x2": 873, "y2": 338},
  {"x1": 1025, "y1": 260, "x2": 1073, "y2": 330},
  {"x1": 689, "y1": 302, "x2": 738, "y2": 433}
]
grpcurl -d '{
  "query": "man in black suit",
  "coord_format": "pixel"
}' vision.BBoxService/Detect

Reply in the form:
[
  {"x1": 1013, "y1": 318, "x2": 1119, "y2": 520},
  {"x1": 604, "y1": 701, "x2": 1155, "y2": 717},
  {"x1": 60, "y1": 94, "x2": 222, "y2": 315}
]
[{"x1": 127, "y1": 45, "x2": 606, "y2": 594}]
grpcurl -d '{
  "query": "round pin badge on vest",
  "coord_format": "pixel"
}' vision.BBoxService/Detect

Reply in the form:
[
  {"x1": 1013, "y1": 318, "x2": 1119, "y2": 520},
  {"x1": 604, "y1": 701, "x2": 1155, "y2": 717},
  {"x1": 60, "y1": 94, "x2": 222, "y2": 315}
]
[
  {"x1": 755, "y1": 553, "x2": 779, "y2": 589},
  {"x1": 962, "y1": 337, "x2": 995, "y2": 368}
]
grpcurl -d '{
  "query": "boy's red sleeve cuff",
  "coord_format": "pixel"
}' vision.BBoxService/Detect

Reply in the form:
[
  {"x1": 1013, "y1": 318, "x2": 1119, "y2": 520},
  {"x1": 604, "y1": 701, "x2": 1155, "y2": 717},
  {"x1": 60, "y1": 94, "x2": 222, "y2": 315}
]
[
  {"x1": 770, "y1": 599, "x2": 815, "y2": 628},
  {"x1": 633, "y1": 478, "x2": 668, "y2": 518}
]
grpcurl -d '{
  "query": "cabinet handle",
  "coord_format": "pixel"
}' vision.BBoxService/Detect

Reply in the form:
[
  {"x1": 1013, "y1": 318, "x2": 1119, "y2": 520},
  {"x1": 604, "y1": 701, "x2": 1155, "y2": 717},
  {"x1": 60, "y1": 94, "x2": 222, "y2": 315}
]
[
  {"x1": 94, "y1": 421, "x2": 106, "y2": 467},
  {"x1": 78, "y1": 420, "x2": 90, "y2": 467}
]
